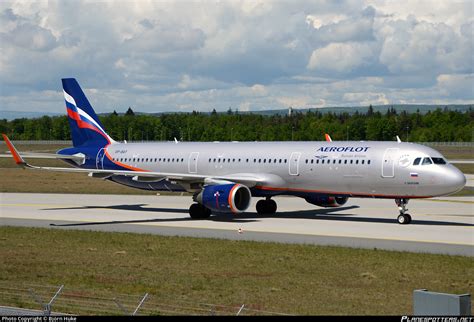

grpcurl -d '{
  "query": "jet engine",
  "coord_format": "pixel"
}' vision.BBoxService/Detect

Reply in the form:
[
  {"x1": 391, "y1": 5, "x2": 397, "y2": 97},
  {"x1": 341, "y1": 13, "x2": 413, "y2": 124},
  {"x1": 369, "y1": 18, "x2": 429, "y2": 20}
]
[
  {"x1": 305, "y1": 195, "x2": 348, "y2": 208},
  {"x1": 194, "y1": 183, "x2": 251, "y2": 213}
]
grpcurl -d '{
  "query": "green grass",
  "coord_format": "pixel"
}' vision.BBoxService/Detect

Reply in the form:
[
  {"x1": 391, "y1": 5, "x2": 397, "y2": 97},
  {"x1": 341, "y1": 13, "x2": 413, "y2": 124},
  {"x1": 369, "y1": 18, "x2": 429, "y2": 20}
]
[{"x1": 0, "y1": 226, "x2": 472, "y2": 315}]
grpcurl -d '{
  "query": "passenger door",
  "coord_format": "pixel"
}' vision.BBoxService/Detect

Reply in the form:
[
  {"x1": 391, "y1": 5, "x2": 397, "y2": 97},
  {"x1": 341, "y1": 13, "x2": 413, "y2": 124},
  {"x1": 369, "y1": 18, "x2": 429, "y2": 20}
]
[
  {"x1": 289, "y1": 152, "x2": 301, "y2": 176},
  {"x1": 381, "y1": 148, "x2": 399, "y2": 178},
  {"x1": 188, "y1": 152, "x2": 199, "y2": 173}
]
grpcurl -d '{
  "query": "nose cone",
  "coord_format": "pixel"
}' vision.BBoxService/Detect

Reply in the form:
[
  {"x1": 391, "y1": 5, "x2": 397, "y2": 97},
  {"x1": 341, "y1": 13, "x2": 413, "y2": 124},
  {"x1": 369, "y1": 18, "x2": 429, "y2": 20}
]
[{"x1": 444, "y1": 168, "x2": 466, "y2": 194}]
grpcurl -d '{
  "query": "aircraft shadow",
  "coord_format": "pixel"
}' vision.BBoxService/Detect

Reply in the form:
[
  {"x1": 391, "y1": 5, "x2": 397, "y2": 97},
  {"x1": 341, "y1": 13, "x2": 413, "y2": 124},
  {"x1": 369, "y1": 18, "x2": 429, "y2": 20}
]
[{"x1": 44, "y1": 204, "x2": 473, "y2": 227}]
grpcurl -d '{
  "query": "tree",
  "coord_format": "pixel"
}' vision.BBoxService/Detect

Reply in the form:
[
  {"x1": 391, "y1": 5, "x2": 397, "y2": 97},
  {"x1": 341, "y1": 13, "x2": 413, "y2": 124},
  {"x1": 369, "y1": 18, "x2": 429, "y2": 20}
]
[
  {"x1": 125, "y1": 107, "x2": 135, "y2": 116},
  {"x1": 367, "y1": 104, "x2": 374, "y2": 116}
]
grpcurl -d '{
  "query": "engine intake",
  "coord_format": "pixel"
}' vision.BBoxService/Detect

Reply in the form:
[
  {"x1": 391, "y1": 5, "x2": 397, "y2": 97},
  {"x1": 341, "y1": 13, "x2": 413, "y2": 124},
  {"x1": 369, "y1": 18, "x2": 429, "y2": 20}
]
[
  {"x1": 195, "y1": 183, "x2": 251, "y2": 213},
  {"x1": 305, "y1": 195, "x2": 348, "y2": 208}
]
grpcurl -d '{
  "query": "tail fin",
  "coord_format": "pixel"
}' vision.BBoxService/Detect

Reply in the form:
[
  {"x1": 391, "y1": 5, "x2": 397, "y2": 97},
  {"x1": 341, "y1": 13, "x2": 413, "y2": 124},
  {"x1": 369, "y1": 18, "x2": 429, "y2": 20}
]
[{"x1": 62, "y1": 78, "x2": 114, "y2": 147}]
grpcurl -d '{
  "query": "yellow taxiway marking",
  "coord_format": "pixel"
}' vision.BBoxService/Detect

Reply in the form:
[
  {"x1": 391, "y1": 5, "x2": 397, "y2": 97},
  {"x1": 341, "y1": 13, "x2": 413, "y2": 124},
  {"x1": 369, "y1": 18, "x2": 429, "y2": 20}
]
[
  {"x1": 426, "y1": 199, "x2": 474, "y2": 204},
  {"x1": 0, "y1": 203, "x2": 72, "y2": 208}
]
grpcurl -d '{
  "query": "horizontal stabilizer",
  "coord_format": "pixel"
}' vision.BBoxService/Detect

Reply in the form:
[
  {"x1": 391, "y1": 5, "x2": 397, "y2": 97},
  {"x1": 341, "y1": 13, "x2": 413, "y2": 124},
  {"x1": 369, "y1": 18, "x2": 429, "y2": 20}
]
[{"x1": 0, "y1": 151, "x2": 85, "y2": 162}]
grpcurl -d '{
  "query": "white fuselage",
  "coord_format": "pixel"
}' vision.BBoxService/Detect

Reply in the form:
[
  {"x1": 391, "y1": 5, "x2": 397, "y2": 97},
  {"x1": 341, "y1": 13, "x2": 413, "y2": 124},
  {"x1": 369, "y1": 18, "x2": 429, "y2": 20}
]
[{"x1": 96, "y1": 141, "x2": 466, "y2": 198}]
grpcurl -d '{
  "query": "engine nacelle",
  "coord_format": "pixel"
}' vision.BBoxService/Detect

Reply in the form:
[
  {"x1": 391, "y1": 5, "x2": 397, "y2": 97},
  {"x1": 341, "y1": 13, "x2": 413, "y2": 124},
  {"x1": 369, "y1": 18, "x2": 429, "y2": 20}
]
[
  {"x1": 305, "y1": 195, "x2": 349, "y2": 208},
  {"x1": 195, "y1": 183, "x2": 251, "y2": 213}
]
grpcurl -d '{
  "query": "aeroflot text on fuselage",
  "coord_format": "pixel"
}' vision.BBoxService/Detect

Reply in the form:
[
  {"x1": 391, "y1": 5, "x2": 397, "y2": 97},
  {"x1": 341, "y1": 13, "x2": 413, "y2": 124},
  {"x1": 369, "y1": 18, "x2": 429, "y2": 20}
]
[{"x1": 317, "y1": 146, "x2": 370, "y2": 153}]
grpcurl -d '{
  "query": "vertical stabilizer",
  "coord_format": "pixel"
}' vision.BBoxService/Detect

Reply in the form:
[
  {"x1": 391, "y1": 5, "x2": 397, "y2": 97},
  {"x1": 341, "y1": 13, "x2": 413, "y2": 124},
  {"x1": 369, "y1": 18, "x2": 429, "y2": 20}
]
[{"x1": 62, "y1": 78, "x2": 114, "y2": 147}]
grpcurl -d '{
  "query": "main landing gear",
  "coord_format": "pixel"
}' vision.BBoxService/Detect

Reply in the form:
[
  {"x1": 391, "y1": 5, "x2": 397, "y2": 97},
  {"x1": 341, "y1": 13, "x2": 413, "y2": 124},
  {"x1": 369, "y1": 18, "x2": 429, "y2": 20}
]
[
  {"x1": 256, "y1": 198, "x2": 277, "y2": 215},
  {"x1": 189, "y1": 203, "x2": 212, "y2": 219},
  {"x1": 395, "y1": 198, "x2": 412, "y2": 225}
]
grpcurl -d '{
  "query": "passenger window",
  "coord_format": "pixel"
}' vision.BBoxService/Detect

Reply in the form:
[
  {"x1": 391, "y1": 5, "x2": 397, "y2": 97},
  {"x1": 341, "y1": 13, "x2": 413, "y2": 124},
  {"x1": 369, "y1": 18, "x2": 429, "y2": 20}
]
[
  {"x1": 368, "y1": 160, "x2": 371, "y2": 165},
  {"x1": 344, "y1": 160, "x2": 347, "y2": 164},
  {"x1": 355, "y1": 160, "x2": 359, "y2": 164},
  {"x1": 316, "y1": 160, "x2": 319, "y2": 164},
  {"x1": 311, "y1": 159, "x2": 314, "y2": 164},
  {"x1": 339, "y1": 160, "x2": 342, "y2": 164},
  {"x1": 413, "y1": 158, "x2": 421, "y2": 165},
  {"x1": 422, "y1": 157, "x2": 432, "y2": 165},
  {"x1": 361, "y1": 160, "x2": 364, "y2": 165}
]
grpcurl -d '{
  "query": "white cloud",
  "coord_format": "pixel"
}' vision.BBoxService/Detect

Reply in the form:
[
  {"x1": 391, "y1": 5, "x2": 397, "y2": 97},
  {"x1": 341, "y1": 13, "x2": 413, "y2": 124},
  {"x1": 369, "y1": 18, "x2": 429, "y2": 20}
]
[
  {"x1": 343, "y1": 92, "x2": 389, "y2": 105},
  {"x1": 0, "y1": 0, "x2": 472, "y2": 114},
  {"x1": 307, "y1": 42, "x2": 375, "y2": 73}
]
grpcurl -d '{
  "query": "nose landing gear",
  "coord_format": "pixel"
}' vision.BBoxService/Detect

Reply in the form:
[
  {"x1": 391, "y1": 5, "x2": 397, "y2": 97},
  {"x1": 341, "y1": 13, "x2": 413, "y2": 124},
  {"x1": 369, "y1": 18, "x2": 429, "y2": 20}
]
[{"x1": 395, "y1": 198, "x2": 412, "y2": 224}]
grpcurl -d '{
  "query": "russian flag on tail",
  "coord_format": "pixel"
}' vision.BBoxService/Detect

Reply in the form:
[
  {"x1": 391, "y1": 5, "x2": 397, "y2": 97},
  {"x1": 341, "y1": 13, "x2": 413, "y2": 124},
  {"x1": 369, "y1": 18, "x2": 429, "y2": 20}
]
[{"x1": 62, "y1": 78, "x2": 114, "y2": 147}]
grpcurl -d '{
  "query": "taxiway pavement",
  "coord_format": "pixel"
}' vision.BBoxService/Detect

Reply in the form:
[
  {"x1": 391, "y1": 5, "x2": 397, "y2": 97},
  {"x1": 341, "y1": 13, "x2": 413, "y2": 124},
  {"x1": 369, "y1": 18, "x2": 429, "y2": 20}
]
[{"x1": 1, "y1": 193, "x2": 472, "y2": 256}]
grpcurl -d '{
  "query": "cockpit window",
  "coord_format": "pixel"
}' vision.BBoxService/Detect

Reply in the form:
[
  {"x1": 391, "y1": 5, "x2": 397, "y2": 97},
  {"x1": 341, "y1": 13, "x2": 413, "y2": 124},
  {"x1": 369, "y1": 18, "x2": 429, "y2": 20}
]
[
  {"x1": 413, "y1": 157, "x2": 421, "y2": 165},
  {"x1": 432, "y1": 157, "x2": 447, "y2": 165},
  {"x1": 422, "y1": 157, "x2": 433, "y2": 165}
]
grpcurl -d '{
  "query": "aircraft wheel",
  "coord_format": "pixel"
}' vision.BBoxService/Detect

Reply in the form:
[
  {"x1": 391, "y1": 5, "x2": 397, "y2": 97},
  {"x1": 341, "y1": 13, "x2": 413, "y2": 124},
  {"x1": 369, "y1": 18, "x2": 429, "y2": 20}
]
[
  {"x1": 189, "y1": 203, "x2": 202, "y2": 219},
  {"x1": 267, "y1": 199, "x2": 277, "y2": 214},
  {"x1": 256, "y1": 199, "x2": 277, "y2": 215},
  {"x1": 397, "y1": 214, "x2": 411, "y2": 225},
  {"x1": 256, "y1": 200, "x2": 267, "y2": 215},
  {"x1": 404, "y1": 213, "x2": 412, "y2": 224},
  {"x1": 189, "y1": 203, "x2": 211, "y2": 219},
  {"x1": 202, "y1": 207, "x2": 212, "y2": 219}
]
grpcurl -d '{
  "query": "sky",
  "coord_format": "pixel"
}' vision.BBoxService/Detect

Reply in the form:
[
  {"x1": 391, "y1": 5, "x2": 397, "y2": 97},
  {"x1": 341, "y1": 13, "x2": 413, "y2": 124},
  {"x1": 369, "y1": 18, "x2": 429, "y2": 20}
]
[{"x1": 0, "y1": 0, "x2": 473, "y2": 114}]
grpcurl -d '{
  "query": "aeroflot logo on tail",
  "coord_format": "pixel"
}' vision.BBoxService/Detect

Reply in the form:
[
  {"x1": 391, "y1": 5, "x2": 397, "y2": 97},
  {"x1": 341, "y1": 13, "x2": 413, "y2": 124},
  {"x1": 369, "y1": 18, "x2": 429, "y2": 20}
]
[{"x1": 317, "y1": 146, "x2": 370, "y2": 152}]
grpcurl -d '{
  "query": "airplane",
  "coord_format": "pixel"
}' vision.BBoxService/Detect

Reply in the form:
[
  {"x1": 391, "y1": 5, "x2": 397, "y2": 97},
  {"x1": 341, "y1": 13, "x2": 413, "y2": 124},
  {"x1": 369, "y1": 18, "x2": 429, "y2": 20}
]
[{"x1": 1, "y1": 78, "x2": 466, "y2": 224}]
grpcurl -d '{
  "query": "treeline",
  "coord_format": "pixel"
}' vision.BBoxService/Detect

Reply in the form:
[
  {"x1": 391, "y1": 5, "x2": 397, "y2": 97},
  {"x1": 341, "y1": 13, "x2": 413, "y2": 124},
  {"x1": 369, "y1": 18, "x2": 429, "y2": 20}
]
[{"x1": 1, "y1": 106, "x2": 473, "y2": 142}]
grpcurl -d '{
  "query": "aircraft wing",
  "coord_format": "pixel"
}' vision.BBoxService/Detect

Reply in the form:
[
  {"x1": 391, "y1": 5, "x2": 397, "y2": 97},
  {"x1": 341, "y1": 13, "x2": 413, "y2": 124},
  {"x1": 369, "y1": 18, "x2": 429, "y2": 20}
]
[{"x1": 1, "y1": 134, "x2": 281, "y2": 188}]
